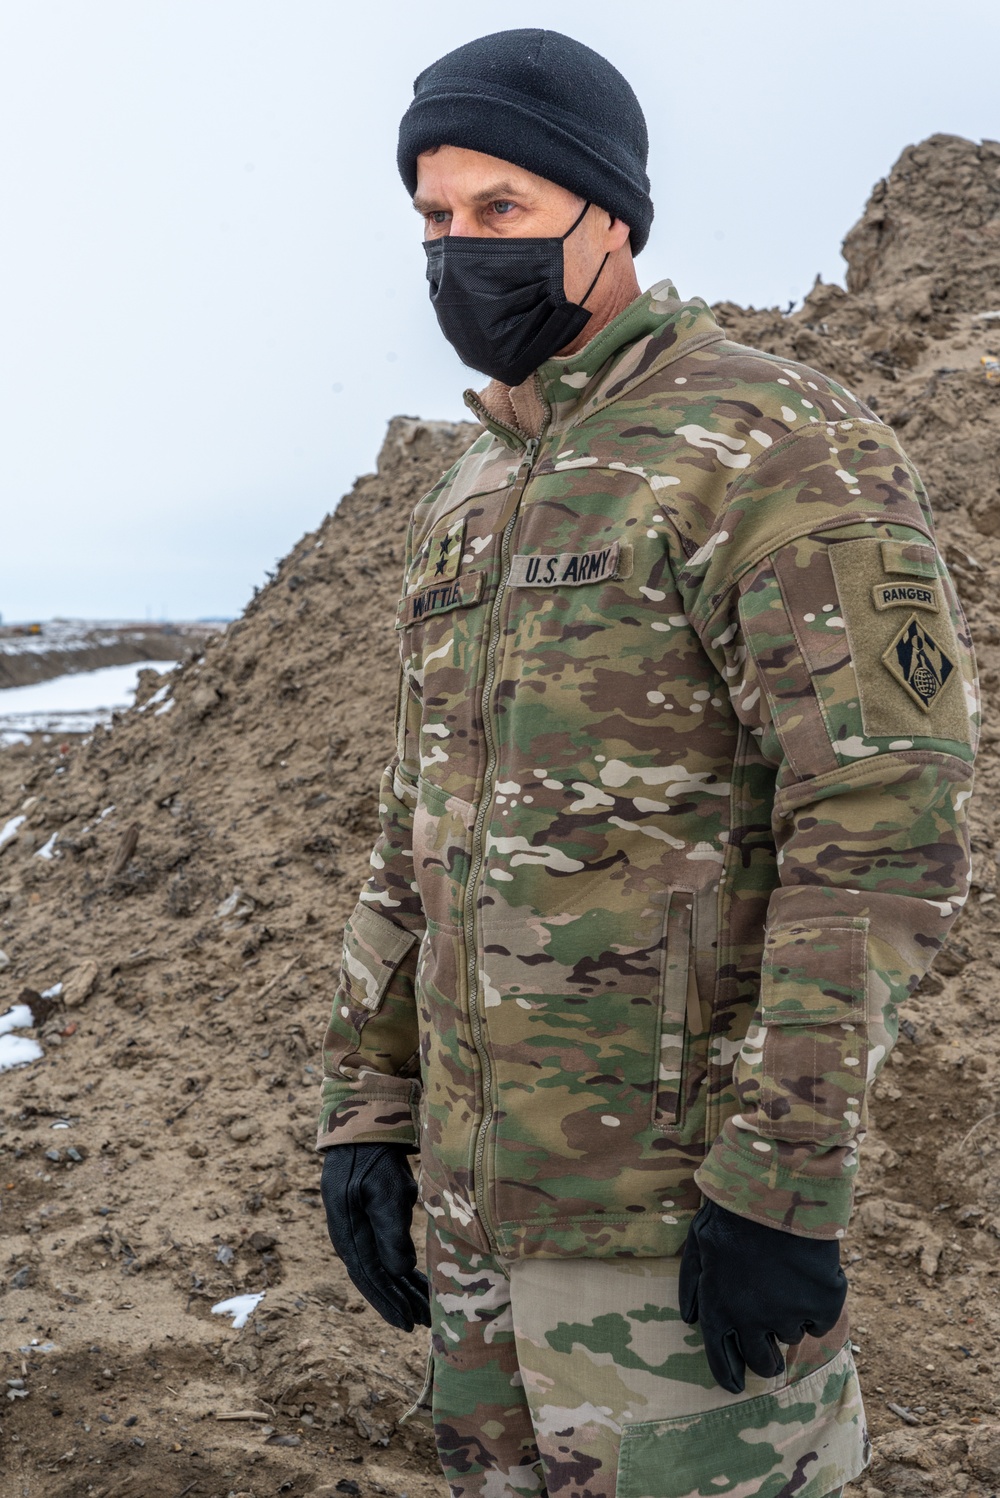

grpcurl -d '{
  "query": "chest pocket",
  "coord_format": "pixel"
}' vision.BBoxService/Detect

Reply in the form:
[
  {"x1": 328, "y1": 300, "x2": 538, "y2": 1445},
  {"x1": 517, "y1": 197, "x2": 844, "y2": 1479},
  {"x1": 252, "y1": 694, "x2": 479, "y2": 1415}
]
[{"x1": 829, "y1": 534, "x2": 973, "y2": 746}]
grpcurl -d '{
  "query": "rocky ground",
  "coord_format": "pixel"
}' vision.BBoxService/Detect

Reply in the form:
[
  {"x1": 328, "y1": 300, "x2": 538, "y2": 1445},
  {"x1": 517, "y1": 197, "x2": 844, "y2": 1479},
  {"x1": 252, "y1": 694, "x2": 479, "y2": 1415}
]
[{"x1": 0, "y1": 133, "x2": 998, "y2": 1497}]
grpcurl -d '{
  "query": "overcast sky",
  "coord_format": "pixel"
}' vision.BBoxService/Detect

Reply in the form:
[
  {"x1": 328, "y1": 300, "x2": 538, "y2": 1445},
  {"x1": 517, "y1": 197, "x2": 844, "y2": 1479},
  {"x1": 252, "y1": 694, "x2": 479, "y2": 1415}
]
[{"x1": 1, "y1": 1, "x2": 998, "y2": 623}]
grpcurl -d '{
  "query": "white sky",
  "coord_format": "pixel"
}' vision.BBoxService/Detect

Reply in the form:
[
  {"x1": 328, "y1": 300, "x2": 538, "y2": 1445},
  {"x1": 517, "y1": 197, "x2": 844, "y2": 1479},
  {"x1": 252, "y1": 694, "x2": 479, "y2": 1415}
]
[{"x1": 1, "y1": 0, "x2": 998, "y2": 623}]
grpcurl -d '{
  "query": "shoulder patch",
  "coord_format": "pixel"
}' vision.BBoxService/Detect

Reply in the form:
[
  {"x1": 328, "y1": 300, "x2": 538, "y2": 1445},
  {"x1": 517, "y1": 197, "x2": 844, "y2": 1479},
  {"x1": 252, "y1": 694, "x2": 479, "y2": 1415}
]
[
  {"x1": 882, "y1": 614, "x2": 955, "y2": 711},
  {"x1": 828, "y1": 537, "x2": 972, "y2": 745}
]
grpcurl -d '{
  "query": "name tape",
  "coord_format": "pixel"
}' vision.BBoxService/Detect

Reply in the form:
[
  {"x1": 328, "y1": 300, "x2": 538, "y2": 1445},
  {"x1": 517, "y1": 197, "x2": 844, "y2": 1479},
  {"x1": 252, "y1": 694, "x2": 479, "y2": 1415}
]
[
  {"x1": 396, "y1": 571, "x2": 484, "y2": 629},
  {"x1": 510, "y1": 542, "x2": 628, "y2": 589}
]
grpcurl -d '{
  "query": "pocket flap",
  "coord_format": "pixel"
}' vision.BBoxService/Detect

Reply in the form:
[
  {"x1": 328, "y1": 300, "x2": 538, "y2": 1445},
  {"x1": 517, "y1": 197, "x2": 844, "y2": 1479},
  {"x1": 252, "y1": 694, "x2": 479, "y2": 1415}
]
[
  {"x1": 615, "y1": 1343, "x2": 869, "y2": 1498},
  {"x1": 760, "y1": 917, "x2": 868, "y2": 1025},
  {"x1": 342, "y1": 902, "x2": 417, "y2": 1012}
]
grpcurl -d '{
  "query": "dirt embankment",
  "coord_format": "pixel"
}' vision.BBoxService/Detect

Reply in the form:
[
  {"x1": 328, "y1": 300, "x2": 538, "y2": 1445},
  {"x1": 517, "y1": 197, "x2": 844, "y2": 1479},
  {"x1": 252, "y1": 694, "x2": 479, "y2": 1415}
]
[
  {"x1": 0, "y1": 623, "x2": 218, "y2": 691},
  {"x1": 0, "y1": 134, "x2": 998, "y2": 1498}
]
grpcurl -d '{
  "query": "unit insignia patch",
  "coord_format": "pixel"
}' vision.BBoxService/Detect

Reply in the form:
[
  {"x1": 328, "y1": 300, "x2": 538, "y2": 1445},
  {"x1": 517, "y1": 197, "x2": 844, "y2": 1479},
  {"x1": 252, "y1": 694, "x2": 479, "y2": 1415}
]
[{"x1": 882, "y1": 613, "x2": 955, "y2": 711}]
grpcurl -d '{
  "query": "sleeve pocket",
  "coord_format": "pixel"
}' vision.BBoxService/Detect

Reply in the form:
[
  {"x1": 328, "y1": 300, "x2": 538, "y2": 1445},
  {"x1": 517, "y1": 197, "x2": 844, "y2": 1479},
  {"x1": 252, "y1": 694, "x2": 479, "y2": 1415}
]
[
  {"x1": 340, "y1": 901, "x2": 418, "y2": 1015},
  {"x1": 736, "y1": 916, "x2": 869, "y2": 1145}
]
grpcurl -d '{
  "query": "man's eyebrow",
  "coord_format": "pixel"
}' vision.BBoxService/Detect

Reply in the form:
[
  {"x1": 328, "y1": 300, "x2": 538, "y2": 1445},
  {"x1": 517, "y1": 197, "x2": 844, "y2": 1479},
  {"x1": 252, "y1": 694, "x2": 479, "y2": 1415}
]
[{"x1": 412, "y1": 181, "x2": 527, "y2": 214}]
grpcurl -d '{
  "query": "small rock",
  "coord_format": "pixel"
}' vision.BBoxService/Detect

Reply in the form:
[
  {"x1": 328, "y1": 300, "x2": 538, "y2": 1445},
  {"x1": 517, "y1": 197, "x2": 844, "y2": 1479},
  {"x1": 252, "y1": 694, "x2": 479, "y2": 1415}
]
[
  {"x1": 216, "y1": 1244, "x2": 235, "y2": 1265},
  {"x1": 187, "y1": 1141, "x2": 208, "y2": 1159},
  {"x1": 9, "y1": 1266, "x2": 33, "y2": 1290},
  {"x1": 0, "y1": 949, "x2": 9, "y2": 969},
  {"x1": 229, "y1": 1118, "x2": 258, "y2": 1143},
  {"x1": 336, "y1": 1482, "x2": 362, "y2": 1497},
  {"x1": 189, "y1": 683, "x2": 221, "y2": 718},
  {"x1": 878, "y1": 1428, "x2": 933, "y2": 1466},
  {"x1": 63, "y1": 959, "x2": 99, "y2": 1009},
  {"x1": 265, "y1": 1433, "x2": 301, "y2": 1447},
  {"x1": 968, "y1": 1421, "x2": 1000, "y2": 1480},
  {"x1": 44, "y1": 1149, "x2": 61, "y2": 1163}
]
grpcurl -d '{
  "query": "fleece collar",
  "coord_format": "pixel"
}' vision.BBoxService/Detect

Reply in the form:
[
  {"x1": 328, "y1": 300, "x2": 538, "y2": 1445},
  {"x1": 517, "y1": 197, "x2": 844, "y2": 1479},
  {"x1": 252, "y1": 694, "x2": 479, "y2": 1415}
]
[{"x1": 463, "y1": 280, "x2": 725, "y2": 447}]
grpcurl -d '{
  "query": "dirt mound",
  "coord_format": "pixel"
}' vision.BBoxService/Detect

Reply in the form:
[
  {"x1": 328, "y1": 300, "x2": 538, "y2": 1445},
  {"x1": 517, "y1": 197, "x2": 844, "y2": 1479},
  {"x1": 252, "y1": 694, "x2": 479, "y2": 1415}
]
[
  {"x1": 1, "y1": 135, "x2": 999, "y2": 1497},
  {"x1": 843, "y1": 135, "x2": 1000, "y2": 310}
]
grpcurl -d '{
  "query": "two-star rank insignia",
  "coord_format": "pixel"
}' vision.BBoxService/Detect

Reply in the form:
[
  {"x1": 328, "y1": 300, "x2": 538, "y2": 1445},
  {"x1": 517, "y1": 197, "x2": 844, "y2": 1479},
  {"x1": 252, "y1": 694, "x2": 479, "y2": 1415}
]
[
  {"x1": 406, "y1": 515, "x2": 466, "y2": 594},
  {"x1": 882, "y1": 613, "x2": 955, "y2": 711}
]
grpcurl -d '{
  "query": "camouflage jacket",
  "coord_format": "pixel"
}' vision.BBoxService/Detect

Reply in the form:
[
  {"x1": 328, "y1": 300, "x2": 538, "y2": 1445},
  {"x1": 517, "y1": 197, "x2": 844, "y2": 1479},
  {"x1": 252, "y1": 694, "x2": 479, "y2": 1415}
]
[{"x1": 317, "y1": 281, "x2": 977, "y2": 1260}]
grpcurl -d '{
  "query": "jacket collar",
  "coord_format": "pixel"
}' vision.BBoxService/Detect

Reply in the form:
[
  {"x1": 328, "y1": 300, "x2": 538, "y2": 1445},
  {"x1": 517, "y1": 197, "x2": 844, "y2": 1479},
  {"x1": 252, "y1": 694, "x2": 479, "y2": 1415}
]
[{"x1": 463, "y1": 280, "x2": 725, "y2": 447}]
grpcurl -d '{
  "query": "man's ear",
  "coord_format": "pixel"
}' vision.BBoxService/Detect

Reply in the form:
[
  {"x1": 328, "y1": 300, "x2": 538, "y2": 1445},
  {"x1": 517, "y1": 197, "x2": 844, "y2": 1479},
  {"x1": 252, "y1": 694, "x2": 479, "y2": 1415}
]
[{"x1": 607, "y1": 216, "x2": 633, "y2": 252}]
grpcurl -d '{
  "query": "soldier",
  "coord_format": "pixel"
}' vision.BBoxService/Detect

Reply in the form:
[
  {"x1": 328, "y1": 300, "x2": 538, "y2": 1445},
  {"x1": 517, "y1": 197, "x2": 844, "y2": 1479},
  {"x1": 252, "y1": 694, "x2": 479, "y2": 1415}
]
[{"x1": 317, "y1": 28, "x2": 978, "y2": 1498}]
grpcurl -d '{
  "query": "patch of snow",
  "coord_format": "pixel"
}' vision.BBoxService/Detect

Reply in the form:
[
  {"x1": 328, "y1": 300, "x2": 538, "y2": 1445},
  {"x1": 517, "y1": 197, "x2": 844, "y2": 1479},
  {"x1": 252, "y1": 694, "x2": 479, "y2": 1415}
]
[
  {"x1": 41, "y1": 983, "x2": 63, "y2": 999},
  {"x1": 0, "y1": 1002, "x2": 42, "y2": 1074},
  {"x1": 211, "y1": 1292, "x2": 265, "y2": 1329},
  {"x1": 0, "y1": 815, "x2": 26, "y2": 850},
  {"x1": 35, "y1": 833, "x2": 59, "y2": 861},
  {"x1": 0, "y1": 661, "x2": 177, "y2": 737},
  {"x1": 144, "y1": 681, "x2": 173, "y2": 710},
  {"x1": 0, "y1": 1004, "x2": 34, "y2": 1035}
]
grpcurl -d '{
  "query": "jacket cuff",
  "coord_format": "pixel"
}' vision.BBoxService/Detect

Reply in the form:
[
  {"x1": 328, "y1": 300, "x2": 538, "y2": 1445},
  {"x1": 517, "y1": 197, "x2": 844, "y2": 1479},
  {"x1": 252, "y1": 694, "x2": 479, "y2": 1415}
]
[
  {"x1": 694, "y1": 1119, "x2": 857, "y2": 1240},
  {"x1": 316, "y1": 1075, "x2": 420, "y2": 1152}
]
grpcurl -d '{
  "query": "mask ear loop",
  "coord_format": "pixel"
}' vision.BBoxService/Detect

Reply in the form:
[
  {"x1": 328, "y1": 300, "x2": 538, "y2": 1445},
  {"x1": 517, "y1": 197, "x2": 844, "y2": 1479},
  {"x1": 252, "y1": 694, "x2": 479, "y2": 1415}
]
[{"x1": 561, "y1": 201, "x2": 610, "y2": 309}]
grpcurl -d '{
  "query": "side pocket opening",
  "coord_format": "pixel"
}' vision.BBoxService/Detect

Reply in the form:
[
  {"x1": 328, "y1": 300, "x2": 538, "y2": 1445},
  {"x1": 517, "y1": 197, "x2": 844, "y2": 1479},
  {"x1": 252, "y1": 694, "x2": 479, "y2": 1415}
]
[{"x1": 652, "y1": 890, "x2": 696, "y2": 1131}]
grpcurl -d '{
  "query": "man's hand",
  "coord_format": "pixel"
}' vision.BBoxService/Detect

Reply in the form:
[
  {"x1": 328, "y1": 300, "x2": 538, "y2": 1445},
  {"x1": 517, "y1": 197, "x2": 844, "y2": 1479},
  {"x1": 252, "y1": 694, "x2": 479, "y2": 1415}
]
[
  {"x1": 320, "y1": 1143, "x2": 431, "y2": 1332},
  {"x1": 679, "y1": 1199, "x2": 847, "y2": 1394}
]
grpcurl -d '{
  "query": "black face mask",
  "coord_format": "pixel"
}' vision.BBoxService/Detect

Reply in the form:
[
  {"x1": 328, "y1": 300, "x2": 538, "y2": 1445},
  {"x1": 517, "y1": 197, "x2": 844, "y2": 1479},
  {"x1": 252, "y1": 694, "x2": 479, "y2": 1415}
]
[{"x1": 423, "y1": 201, "x2": 609, "y2": 389}]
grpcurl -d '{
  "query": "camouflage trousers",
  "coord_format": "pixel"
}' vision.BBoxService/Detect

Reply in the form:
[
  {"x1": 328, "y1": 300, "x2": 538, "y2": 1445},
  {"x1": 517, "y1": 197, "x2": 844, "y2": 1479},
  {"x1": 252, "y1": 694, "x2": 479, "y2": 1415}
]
[{"x1": 414, "y1": 1224, "x2": 870, "y2": 1498}]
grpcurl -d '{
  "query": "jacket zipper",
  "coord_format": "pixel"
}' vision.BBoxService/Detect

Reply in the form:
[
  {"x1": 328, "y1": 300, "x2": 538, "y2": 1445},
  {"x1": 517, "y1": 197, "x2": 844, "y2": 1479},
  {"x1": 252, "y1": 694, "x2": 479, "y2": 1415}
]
[{"x1": 463, "y1": 433, "x2": 540, "y2": 1256}]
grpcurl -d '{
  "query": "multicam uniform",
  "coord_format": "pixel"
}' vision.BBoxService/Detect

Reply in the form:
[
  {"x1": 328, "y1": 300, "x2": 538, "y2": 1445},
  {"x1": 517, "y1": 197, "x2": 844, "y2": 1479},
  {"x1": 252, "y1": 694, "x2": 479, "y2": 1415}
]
[{"x1": 318, "y1": 282, "x2": 977, "y2": 1497}]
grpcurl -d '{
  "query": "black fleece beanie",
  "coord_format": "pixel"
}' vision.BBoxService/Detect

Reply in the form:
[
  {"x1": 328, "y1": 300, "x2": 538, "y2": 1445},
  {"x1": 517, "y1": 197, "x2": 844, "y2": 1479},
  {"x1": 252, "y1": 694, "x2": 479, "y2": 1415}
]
[{"x1": 397, "y1": 29, "x2": 653, "y2": 254}]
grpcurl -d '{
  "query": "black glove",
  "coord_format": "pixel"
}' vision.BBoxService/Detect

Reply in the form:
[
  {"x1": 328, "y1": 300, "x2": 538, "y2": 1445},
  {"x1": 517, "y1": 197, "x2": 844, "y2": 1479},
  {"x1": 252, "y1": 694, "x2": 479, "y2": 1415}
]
[
  {"x1": 320, "y1": 1143, "x2": 431, "y2": 1332},
  {"x1": 679, "y1": 1199, "x2": 847, "y2": 1395}
]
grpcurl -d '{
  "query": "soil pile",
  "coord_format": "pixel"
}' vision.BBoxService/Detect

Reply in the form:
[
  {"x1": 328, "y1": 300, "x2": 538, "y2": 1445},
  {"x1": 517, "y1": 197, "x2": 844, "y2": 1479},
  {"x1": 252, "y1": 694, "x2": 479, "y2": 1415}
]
[{"x1": 0, "y1": 135, "x2": 999, "y2": 1498}]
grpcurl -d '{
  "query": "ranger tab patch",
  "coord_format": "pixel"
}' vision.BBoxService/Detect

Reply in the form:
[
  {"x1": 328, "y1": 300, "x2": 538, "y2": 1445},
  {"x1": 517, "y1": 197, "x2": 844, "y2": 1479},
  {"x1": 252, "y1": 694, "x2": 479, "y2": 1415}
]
[
  {"x1": 510, "y1": 541, "x2": 628, "y2": 588},
  {"x1": 872, "y1": 581, "x2": 940, "y2": 612},
  {"x1": 882, "y1": 613, "x2": 955, "y2": 711}
]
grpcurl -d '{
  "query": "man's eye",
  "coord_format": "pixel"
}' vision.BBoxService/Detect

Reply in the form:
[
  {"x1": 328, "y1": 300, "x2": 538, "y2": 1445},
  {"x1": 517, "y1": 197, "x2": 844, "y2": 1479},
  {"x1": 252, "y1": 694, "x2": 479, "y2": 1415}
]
[
  {"x1": 428, "y1": 210, "x2": 449, "y2": 225},
  {"x1": 492, "y1": 201, "x2": 515, "y2": 215}
]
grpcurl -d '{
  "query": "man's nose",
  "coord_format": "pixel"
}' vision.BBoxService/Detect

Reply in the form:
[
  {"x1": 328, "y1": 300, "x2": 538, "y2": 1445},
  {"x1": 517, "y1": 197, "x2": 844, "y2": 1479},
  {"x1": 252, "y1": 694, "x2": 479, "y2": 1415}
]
[{"x1": 446, "y1": 210, "x2": 479, "y2": 237}]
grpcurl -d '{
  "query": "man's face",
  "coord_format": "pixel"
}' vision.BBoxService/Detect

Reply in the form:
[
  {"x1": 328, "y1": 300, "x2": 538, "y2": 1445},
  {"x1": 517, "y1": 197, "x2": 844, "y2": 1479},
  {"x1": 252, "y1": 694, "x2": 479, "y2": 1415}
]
[{"x1": 414, "y1": 145, "x2": 628, "y2": 307}]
